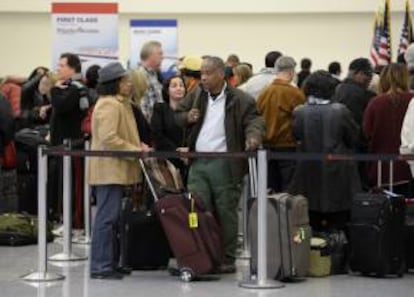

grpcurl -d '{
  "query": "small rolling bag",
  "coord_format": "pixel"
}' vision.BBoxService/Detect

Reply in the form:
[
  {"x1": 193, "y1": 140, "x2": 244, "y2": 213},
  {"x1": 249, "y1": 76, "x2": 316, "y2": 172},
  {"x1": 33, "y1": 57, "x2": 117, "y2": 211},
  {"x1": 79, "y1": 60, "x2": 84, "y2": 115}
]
[{"x1": 349, "y1": 161, "x2": 406, "y2": 277}]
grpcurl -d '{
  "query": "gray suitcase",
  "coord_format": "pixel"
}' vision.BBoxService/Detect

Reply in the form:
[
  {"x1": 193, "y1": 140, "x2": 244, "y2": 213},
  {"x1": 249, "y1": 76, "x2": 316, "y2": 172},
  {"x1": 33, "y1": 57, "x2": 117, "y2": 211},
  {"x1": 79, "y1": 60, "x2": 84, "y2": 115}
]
[
  {"x1": 248, "y1": 157, "x2": 311, "y2": 281},
  {"x1": 249, "y1": 193, "x2": 311, "y2": 280}
]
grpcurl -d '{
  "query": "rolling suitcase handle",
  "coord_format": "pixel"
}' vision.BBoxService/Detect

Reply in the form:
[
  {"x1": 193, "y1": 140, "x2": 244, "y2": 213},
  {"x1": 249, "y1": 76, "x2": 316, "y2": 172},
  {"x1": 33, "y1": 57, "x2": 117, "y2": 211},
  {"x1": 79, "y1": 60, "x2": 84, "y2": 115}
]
[
  {"x1": 239, "y1": 157, "x2": 258, "y2": 260},
  {"x1": 138, "y1": 159, "x2": 160, "y2": 202},
  {"x1": 377, "y1": 160, "x2": 394, "y2": 192},
  {"x1": 248, "y1": 157, "x2": 258, "y2": 199}
]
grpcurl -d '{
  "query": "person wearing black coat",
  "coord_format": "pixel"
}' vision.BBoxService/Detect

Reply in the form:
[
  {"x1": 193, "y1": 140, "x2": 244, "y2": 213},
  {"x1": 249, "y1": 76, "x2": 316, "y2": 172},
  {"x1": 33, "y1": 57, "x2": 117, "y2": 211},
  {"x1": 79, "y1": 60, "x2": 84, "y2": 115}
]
[
  {"x1": 19, "y1": 66, "x2": 49, "y2": 129},
  {"x1": 48, "y1": 53, "x2": 86, "y2": 223},
  {"x1": 0, "y1": 94, "x2": 14, "y2": 157},
  {"x1": 0, "y1": 94, "x2": 15, "y2": 198},
  {"x1": 289, "y1": 70, "x2": 361, "y2": 230},
  {"x1": 151, "y1": 75, "x2": 187, "y2": 180},
  {"x1": 50, "y1": 54, "x2": 86, "y2": 146},
  {"x1": 333, "y1": 58, "x2": 376, "y2": 189}
]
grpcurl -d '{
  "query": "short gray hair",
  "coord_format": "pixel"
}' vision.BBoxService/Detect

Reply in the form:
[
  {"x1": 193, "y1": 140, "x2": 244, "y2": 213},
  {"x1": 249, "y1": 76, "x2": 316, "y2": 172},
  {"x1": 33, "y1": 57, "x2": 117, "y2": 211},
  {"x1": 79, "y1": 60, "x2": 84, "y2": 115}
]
[
  {"x1": 274, "y1": 56, "x2": 296, "y2": 73},
  {"x1": 203, "y1": 56, "x2": 225, "y2": 71},
  {"x1": 140, "y1": 40, "x2": 162, "y2": 61}
]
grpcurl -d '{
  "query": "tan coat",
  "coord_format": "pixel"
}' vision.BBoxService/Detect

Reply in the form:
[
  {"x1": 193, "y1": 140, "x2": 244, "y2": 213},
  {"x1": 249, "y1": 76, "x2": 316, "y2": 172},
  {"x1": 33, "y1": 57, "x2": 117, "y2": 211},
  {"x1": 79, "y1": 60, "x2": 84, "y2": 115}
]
[{"x1": 88, "y1": 95, "x2": 142, "y2": 185}]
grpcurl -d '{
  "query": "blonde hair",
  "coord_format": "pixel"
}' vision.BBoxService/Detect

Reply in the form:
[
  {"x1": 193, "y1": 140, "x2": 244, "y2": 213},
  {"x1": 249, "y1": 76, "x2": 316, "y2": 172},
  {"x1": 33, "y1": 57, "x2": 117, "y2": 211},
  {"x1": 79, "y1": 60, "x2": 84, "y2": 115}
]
[
  {"x1": 378, "y1": 63, "x2": 409, "y2": 95},
  {"x1": 130, "y1": 69, "x2": 148, "y2": 105},
  {"x1": 233, "y1": 64, "x2": 253, "y2": 86},
  {"x1": 38, "y1": 72, "x2": 58, "y2": 95}
]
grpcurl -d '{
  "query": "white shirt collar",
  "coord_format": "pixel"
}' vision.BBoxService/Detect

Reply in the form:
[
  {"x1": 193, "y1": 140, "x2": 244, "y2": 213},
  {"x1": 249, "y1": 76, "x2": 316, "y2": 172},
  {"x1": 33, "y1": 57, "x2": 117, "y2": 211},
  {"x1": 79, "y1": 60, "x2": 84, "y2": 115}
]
[{"x1": 207, "y1": 82, "x2": 227, "y2": 100}]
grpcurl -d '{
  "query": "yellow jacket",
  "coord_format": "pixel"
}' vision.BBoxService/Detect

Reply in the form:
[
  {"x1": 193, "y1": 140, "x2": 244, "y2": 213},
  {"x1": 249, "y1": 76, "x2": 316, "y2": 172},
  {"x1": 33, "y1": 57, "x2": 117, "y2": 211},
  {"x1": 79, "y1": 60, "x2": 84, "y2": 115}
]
[
  {"x1": 257, "y1": 79, "x2": 305, "y2": 148},
  {"x1": 88, "y1": 95, "x2": 142, "y2": 185}
]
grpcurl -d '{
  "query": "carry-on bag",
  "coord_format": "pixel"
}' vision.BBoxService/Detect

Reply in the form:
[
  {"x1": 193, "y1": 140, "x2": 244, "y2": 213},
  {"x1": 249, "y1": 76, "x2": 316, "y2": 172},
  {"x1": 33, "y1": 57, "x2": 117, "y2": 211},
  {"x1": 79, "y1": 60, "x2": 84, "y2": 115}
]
[
  {"x1": 120, "y1": 184, "x2": 171, "y2": 270},
  {"x1": 349, "y1": 161, "x2": 406, "y2": 277},
  {"x1": 0, "y1": 213, "x2": 54, "y2": 246},
  {"x1": 307, "y1": 237, "x2": 331, "y2": 277},
  {"x1": 139, "y1": 158, "x2": 222, "y2": 282},
  {"x1": 404, "y1": 198, "x2": 414, "y2": 270},
  {"x1": 248, "y1": 157, "x2": 311, "y2": 281}
]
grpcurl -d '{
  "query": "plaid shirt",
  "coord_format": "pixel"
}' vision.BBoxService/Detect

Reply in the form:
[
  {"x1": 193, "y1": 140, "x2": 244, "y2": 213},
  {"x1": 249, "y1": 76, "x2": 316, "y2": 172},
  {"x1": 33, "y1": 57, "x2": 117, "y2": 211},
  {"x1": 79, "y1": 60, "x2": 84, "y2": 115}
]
[{"x1": 138, "y1": 65, "x2": 163, "y2": 121}]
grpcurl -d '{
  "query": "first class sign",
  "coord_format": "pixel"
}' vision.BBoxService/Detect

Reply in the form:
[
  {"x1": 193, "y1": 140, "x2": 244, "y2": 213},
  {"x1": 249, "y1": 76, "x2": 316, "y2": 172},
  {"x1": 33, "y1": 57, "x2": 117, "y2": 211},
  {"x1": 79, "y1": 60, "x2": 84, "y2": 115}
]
[{"x1": 51, "y1": 2, "x2": 119, "y2": 72}]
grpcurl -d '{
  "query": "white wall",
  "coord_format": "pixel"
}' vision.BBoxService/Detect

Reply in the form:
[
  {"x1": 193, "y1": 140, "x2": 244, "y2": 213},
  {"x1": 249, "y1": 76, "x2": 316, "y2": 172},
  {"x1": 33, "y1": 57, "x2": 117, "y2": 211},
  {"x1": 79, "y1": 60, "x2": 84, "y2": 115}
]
[
  {"x1": 0, "y1": 0, "x2": 408, "y2": 14},
  {"x1": 0, "y1": 10, "x2": 406, "y2": 77}
]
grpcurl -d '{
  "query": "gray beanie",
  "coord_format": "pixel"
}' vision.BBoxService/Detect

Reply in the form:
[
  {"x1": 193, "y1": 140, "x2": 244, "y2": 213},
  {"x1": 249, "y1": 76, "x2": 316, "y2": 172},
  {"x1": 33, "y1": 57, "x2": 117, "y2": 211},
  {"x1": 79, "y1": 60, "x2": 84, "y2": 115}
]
[
  {"x1": 98, "y1": 62, "x2": 128, "y2": 84},
  {"x1": 405, "y1": 43, "x2": 414, "y2": 70}
]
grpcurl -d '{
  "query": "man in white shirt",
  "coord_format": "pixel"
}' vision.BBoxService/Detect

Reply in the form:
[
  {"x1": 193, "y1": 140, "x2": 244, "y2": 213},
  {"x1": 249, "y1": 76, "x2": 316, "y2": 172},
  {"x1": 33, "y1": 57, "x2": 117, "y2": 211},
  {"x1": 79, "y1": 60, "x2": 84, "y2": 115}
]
[{"x1": 175, "y1": 56, "x2": 265, "y2": 273}]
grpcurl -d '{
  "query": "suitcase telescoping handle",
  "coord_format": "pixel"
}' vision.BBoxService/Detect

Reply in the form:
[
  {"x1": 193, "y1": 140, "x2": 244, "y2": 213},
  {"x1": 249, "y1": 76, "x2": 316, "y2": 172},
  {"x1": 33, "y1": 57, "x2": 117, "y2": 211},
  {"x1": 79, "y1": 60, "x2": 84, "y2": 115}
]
[
  {"x1": 138, "y1": 159, "x2": 159, "y2": 202},
  {"x1": 377, "y1": 160, "x2": 394, "y2": 192},
  {"x1": 248, "y1": 157, "x2": 258, "y2": 198}
]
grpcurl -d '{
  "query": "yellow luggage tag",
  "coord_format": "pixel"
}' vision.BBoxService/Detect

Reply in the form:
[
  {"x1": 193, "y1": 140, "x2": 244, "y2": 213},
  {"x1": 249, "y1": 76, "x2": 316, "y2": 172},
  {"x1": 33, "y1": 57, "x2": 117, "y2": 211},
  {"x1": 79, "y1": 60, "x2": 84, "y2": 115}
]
[{"x1": 188, "y1": 194, "x2": 198, "y2": 229}]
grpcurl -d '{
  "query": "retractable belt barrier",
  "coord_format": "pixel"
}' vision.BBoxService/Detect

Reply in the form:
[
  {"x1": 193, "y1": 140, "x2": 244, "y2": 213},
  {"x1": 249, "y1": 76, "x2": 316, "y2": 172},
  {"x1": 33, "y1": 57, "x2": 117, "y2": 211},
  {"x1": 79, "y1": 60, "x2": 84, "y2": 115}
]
[{"x1": 21, "y1": 142, "x2": 414, "y2": 287}]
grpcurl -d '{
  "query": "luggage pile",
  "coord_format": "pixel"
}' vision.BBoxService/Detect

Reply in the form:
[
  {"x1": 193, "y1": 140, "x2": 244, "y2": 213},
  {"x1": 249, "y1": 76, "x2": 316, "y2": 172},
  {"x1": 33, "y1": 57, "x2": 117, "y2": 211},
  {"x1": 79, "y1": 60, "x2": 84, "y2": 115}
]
[{"x1": 121, "y1": 158, "x2": 222, "y2": 282}]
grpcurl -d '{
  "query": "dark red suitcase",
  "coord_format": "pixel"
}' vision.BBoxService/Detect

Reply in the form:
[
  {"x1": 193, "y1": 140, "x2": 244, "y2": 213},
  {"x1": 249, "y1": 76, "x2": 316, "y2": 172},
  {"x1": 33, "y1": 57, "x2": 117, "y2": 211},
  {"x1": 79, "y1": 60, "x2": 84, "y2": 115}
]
[{"x1": 139, "y1": 159, "x2": 222, "y2": 281}]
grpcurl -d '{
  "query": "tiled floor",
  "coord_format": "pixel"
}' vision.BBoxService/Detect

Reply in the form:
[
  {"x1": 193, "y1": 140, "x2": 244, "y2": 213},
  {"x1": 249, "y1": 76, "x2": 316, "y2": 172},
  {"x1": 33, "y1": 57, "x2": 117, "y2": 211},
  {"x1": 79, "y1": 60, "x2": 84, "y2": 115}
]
[{"x1": 1, "y1": 241, "x2": 413, "y2": 297}]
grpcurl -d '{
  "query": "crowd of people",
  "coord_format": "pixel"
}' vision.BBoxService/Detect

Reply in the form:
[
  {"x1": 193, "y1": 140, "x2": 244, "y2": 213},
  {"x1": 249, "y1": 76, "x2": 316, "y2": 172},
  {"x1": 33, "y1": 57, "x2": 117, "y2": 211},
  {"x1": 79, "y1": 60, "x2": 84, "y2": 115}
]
[{"x1": 1, "y1": 40, "x2": 414, "y2": 279}]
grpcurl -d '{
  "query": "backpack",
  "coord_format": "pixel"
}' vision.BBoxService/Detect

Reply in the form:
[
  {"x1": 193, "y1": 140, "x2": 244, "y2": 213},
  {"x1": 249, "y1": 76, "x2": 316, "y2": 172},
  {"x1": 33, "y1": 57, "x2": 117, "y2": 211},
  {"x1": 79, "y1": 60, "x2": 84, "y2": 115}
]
[{"x1": 0, "y1": 213, "x2": 54, "y2": 246}]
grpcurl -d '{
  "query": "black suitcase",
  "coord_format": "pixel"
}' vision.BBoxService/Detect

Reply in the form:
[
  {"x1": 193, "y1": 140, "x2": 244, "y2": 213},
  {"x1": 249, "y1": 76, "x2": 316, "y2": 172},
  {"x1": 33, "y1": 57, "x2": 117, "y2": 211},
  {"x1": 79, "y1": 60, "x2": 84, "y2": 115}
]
[
  {"x1": 349, "y1": 161, "x2": 406, "y2": 277},
  {"x1": 120, "y1": 190, "x2": 170, "y2": 271},
  {"x1": 15, "y1": 128, "x2": 49, "y2": 174},
  {"x1": 16, "y1": 173, "x2": 37, "y2": 215},
  {"x1": 0, "y1": 169, "x2": 18, "y2": 214},
  {"x1": 405, "y1": 199, "x2": 414, "y2": 270}
]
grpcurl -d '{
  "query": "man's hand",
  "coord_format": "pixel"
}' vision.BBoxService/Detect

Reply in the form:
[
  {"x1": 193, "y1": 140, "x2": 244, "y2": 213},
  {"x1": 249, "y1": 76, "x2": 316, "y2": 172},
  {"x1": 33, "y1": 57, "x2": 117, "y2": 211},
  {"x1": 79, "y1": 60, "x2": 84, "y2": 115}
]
[
  {"x1": 245, "y1": 137, "x2": 261, "y2": 151},
  {"x1": 187, "y1": 108, "x2": 200, "y2": 124},
  {"x1": 176, "y1": 147, "x2": 189, "y2": 164},
  {"x1": 55, "y1": 80, "x2": 68, "y2": 89}
]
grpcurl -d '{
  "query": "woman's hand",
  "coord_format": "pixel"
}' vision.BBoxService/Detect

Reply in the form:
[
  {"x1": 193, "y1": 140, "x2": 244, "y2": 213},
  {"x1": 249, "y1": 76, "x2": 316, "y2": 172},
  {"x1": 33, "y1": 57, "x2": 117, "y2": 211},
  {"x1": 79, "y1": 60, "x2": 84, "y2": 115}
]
[{"x1": 140, "y1": 142, "x2": 152, "y2": 153}]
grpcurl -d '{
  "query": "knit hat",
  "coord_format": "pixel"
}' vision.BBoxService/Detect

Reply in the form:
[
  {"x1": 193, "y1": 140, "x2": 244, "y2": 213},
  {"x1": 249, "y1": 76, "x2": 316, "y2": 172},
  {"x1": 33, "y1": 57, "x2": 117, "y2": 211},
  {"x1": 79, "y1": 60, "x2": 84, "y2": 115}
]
[
  {"x1": 98, "y1": 62, "x2": 128, "y2": 84},
  {"x1": 348, "y1": 58, "x2": 373, "y2": 73},
  {"x1": 405, "y1": 43, "x2": 414, "y2": 70},
  {"x1": 178, "y1": 56, "x2": 202, "y2": 72}
]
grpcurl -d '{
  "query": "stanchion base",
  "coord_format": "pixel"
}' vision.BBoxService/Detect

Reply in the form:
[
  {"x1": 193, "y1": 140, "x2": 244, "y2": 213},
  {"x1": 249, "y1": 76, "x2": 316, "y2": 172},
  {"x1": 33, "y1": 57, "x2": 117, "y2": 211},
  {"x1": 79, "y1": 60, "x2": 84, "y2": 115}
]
[
  {"x1": 21, "y1": 272, "x2": 65, "y2": 282},
  {"x1": 239, "y1": 279, "x2": 285, "y2": 289},
  {"x1": 72, "y1": 236, "x2": 91, "y2": 245},
  {"x1": 49, "y1": 253, "x2": 88, "y2": 262}
]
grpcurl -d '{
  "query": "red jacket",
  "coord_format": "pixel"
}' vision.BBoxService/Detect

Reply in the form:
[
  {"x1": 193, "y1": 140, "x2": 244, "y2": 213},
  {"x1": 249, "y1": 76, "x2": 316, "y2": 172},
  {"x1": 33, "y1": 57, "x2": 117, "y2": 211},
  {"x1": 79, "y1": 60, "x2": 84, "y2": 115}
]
[
  {"x1": 1, "y1": 82, "x2": 21, "y2": 118},
  {"x1": 363, "y1": 92, "x2": 413, "y2": 186}
]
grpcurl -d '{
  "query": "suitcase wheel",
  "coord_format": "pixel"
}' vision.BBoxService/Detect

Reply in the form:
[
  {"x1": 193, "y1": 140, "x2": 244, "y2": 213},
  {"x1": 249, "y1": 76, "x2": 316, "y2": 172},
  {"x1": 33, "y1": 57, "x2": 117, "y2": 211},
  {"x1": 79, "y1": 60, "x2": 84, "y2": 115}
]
[{"x1": 179, "y1": 267, "x2": 195, "y2": 282}]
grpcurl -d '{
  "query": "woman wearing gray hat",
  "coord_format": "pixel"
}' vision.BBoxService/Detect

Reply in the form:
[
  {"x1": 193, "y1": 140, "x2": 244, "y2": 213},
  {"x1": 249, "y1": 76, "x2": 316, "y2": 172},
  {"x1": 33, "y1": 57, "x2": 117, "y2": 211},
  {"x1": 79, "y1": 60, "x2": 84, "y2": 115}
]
[{"x1": 88, "y1": 62, "x2": 151, "y2": 280}]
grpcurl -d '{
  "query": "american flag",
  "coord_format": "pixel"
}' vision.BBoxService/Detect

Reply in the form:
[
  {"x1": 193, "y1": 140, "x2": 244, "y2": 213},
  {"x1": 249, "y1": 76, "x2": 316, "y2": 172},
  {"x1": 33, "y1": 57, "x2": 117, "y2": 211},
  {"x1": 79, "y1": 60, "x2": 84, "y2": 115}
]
[
  {"x1": 370, "y1": 14, "x2": 382, "y2": 66},
  {"x1": 398, "y1": 0, "x2": 413, "y2": 57},
  {"x1": 370, "y1": 0, "x2": 392, "y2": 66},
  {"x1": 378, "y1": 0, "x2": 392, "y2": 65}
]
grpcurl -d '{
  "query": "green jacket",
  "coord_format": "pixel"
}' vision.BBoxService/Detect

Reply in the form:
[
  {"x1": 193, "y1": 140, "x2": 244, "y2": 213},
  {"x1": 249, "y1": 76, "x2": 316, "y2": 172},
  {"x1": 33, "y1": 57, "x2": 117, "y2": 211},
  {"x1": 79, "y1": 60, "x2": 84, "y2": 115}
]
[{"x1": 175, "y1": 85, "x2": 265, "y2": 179}]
